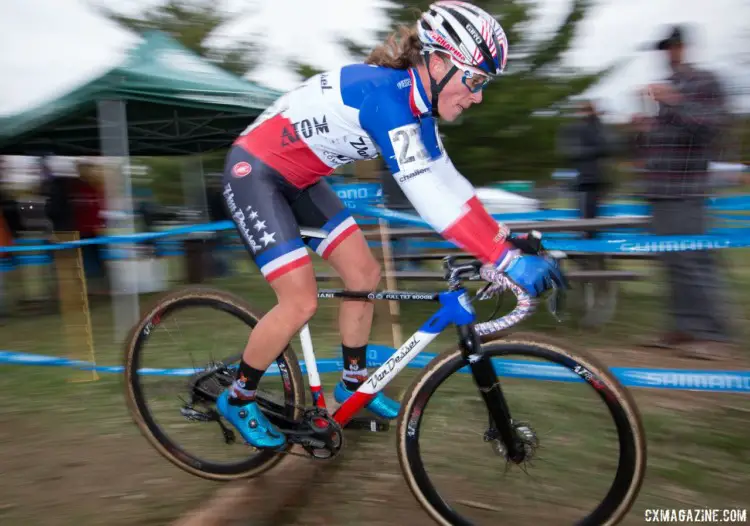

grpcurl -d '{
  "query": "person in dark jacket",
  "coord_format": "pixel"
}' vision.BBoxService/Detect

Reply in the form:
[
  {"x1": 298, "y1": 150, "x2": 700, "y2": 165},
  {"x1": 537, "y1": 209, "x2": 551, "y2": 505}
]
[
  {"x1": 39, "y1": 156, "x2": 75, "y2": 232},
  {"x1": 632, "y1": 24, "x2": 734, "y2": 357},
  {"x1": 557, "y1": 100, "x2": 611, "y2": 238}
]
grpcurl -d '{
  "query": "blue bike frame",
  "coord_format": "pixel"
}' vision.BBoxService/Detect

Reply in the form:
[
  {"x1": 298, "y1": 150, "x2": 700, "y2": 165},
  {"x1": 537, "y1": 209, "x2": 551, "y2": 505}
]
[{"x1": 301, "y1": 280, "x2": 533, "y2": 452}]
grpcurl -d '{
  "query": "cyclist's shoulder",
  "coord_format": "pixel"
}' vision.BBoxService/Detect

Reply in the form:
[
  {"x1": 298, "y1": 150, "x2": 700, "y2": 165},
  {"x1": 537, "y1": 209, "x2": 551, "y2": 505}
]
[
  {"x1": 341, "y1": 65, "x2": 432, "y2": 132},
  {"x1": 338, "y1": 64, "x2": 410, "y2": 88},
  {"x1": 334, "y1": 64, "x2": 412, "y2": 108}
]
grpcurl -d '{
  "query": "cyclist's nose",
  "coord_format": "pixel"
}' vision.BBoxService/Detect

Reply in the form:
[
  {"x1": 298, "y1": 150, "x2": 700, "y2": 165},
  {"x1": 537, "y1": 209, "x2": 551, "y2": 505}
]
[{"x1": 470, "y1": 90, "x2": 483, "y2": 104}]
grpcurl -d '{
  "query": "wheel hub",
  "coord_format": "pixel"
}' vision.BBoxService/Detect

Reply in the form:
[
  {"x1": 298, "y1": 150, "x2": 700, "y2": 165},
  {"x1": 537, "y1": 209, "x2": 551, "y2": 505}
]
[{"x1": 485, "y1": 421, "x2": 539, "y2": 463}]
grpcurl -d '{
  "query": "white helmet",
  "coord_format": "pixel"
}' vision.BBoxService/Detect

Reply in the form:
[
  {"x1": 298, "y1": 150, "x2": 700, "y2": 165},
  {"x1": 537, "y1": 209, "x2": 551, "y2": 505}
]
[{"x1": 417, "y1": 1, "x2": 509, "y2": 77}]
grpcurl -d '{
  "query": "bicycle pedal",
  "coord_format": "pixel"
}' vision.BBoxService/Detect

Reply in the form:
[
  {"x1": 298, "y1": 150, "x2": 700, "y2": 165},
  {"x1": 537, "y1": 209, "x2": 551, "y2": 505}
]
[{"x1": 345, "y1": 417, "x2": 390, "y2": 432}]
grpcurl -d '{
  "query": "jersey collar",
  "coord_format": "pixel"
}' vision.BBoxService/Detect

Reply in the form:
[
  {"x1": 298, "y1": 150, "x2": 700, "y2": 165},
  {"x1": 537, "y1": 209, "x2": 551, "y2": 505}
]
[{"x1": 407, "y1": 68, "x2": 432, "y2": 118}]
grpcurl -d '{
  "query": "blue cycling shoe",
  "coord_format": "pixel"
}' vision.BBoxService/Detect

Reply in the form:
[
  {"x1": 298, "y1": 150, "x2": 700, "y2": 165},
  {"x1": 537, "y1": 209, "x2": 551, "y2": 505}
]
[
  {"x1": 333, "y1": 381, "x2": 400, "y2": 420},
  {"x1": 216, "y1": 390, "x2": 287, "y2": 449}
]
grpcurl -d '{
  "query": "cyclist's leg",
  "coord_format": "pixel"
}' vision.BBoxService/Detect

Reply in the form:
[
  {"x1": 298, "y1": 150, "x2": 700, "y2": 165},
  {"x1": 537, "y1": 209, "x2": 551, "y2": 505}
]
[
  {"x1": 218, "y1": 147, "x2": 318, "y2": 447},
  {"x1": 292, "y1": 181, "x2": 398, "y2": 418}
]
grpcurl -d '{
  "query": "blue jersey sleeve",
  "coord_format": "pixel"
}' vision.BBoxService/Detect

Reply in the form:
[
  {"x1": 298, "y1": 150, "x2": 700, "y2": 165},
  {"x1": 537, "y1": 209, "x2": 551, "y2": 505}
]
[{"x1": 358, "y1": 89, "x2": 513, "y2": 265}]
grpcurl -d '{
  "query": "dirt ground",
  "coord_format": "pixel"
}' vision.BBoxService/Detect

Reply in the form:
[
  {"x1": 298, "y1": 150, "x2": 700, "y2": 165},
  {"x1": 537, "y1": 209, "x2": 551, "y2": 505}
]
[
  {"x1": 2, "y1": 342, "x2": 745, "y2": 526},
  {"x1": 175, "y1": 345, "x2": 750, "y2": 526},
  {"x1": 1, "y1": 254, "x2": 748, "y2": 525}
]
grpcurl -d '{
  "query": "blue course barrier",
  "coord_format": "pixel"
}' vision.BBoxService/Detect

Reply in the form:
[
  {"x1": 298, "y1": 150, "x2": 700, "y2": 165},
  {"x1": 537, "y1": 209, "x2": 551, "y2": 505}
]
[
  {"x1": 2, "y1": 346, "x2": 748, "y2": 393},
  {"x1": 2, "y1": 194, "x2": 749, "y2": 261},
  {"x1": 352, "y1": 204, "x2": 750, "y2": 254}
]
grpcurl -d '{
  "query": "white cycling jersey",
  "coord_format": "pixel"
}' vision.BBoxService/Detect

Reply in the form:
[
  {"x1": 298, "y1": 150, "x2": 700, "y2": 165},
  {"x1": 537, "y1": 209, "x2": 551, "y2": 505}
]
[{"x1": 234, "y1": 63, "x2": 512, "y2": 265}]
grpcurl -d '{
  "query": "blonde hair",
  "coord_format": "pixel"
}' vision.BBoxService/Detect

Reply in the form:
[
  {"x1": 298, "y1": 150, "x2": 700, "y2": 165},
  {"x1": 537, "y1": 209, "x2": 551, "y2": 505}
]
[{"x1": 366, "y1": 25, "x2": 424, "y2": 70}]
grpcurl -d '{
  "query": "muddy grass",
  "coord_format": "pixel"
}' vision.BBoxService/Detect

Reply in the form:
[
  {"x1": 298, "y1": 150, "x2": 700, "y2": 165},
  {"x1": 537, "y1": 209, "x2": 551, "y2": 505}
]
[{"x1": 1, "y1": 253, "x2": 748, "y2": 525}]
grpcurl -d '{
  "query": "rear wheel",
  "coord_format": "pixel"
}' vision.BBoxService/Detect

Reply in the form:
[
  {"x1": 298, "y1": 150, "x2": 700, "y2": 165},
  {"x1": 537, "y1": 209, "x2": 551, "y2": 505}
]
[
  {"x1": 397, "y1": 334, "x2": 646, "y2": 525},
  {"x1": 124, "y1": 286, "x2": 305, "y2": 481}
]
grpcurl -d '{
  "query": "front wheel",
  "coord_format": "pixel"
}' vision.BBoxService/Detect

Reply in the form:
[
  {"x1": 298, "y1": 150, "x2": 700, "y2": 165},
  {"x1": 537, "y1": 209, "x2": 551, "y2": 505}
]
[{"x1": 397, "y1": 333, "x2": 646, "y2": 525}]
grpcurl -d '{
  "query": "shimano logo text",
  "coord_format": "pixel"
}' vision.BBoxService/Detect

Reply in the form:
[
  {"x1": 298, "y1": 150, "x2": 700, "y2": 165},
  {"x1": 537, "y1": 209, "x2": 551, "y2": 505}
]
[{"x1": 620, "y1": 239, "x2": 731, "y2": 253}]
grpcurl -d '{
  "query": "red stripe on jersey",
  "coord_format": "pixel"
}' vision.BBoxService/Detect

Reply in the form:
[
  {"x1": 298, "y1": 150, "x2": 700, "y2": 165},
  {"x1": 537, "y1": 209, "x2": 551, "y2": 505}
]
[
  {"x1": 407, "y1": 70, "x2": 421, "y2": 117},
  {"x1": 442, "y1": 196, "x2": 513, "y2": 264},
  {"x1": 234, "y1": 114, "x2": 333, "y2": 189}
]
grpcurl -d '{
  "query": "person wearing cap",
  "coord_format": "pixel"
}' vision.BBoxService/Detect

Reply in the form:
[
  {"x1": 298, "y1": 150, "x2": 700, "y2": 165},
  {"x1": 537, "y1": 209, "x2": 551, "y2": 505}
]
[{"x1": 632, "y1": 24, "x2": 735, "y2": 357}]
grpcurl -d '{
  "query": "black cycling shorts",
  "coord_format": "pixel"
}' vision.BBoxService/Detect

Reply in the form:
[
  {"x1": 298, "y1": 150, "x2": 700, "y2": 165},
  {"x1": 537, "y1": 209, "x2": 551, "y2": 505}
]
[{"x1": 222, "y1": 146, "x2": 360, "y2": 282}]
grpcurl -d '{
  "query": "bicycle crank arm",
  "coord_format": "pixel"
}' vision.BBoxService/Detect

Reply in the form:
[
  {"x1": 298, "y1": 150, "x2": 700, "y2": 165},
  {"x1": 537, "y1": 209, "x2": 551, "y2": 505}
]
[
  {"x1": 288, "y1": 435, "x2": 328, "y2": 449},
  {"x1": 345, "y1": 417, "x2": 390, "y2": 432}
]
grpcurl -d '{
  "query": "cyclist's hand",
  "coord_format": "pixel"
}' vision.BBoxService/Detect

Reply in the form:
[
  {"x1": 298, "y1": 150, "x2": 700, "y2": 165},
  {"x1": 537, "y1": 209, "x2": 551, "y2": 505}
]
[{"x1": 502, "y1": 253, "x2": 565, "y2": 298}]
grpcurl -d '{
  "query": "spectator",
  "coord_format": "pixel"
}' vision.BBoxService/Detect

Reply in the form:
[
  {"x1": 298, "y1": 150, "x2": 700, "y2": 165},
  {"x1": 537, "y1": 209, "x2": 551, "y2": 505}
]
[
  {"x1": 0, "y1": 185, "x2": 22, "y2": 303},
  {"x1": 39, "y1": 155, "x2": 75, "y2": 232},
  {"x1": 557, "y1": 100, "x2": 612, "y2": 238},
  {"x1": 0, "y1": 161, "x2": 22, "y2": 318},
  {"x1": 71, "y1": 160, "x2": 107, "y2": 289},
  {"x1": 632, "y1": 24, "x2": 734, "y2": 357}
]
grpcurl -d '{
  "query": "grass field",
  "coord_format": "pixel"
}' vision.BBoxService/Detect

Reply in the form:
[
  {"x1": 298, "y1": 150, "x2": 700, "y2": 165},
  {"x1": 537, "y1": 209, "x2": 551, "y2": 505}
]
[{"x1": 0, "y1": 245, "x2": 748, "y2": 525}]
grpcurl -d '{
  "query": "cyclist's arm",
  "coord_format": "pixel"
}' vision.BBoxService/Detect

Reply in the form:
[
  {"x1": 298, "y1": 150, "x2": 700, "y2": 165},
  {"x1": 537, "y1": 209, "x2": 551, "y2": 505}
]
[{"x1": 360, "y1": 95, "x2": 516, "y2": 267}]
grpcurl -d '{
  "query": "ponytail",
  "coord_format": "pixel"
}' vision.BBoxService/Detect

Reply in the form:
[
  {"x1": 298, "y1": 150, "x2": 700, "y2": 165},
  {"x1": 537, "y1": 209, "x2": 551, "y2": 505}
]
[{"x1": 365, "y1": 25, "x2": 423, "y2": 70}]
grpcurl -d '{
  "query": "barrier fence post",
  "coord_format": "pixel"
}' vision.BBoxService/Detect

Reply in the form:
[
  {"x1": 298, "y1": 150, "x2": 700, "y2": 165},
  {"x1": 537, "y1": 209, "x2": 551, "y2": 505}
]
[
  {"x1": 351, "y1": 160, "x2": 403, "y2": 351},
  {"x1": 52, "y1": 232, "x2": 98, "y2": 382},
  {"x1": 378, "y1": 215, "x2": 403, "y2": 348}
]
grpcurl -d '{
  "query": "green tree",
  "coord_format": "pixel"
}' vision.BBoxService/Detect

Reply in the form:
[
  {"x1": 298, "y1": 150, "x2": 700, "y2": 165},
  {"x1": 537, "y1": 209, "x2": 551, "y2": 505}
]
[
  {"x1": 94, "y1": 0, "x2": 260, "y2": 76},
  {"x1": 92, "y1": 0, "x2": 263, "y2": 205}
]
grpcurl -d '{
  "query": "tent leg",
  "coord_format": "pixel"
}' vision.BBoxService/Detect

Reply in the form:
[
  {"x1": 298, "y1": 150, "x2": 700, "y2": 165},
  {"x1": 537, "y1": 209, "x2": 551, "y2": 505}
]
[
  {"x1": 98, "y1": 99, "x2": 139, "y2": 343},
  {"x1": 182, "y1": 155, "x2": 209, "y2": 221}
]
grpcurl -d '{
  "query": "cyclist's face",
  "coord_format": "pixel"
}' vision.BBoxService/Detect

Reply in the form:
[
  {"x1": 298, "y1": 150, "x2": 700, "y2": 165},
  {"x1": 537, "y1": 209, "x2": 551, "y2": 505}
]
[{"x1": 432, "y1": 57, "x2": 486, "y2": 122}]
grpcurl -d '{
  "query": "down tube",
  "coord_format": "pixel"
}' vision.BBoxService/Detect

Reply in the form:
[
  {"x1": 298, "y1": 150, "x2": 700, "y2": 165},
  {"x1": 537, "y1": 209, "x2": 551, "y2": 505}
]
[
  {"x1": 332, "y1": 328, "x2": 440, "y2": 426},
  {"x1": 332, "y1": 290, "x2": 474, "y2": 426}
]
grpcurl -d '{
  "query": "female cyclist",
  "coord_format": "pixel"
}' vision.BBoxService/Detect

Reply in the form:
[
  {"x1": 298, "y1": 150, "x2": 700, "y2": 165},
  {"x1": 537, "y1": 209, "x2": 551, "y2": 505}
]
[{"x1": 217, "y1": 1, "x2": 563, "y2": 448}]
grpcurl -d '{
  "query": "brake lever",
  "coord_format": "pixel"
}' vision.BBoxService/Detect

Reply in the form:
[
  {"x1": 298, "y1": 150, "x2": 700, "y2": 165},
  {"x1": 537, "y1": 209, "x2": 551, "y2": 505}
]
[
  {"x1": 476, "y1": 281, "x2": 503, "y2": 301},
  {"x1": 545, "y1": 282, "x2": 567, "y2": 323}
]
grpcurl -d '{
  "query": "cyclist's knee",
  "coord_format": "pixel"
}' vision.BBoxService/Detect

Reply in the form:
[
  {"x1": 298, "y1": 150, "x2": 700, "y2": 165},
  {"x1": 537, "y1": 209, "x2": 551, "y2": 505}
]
[
  {"x1": 365, "y1": 259, "x2": 382, "y2": 288},
  {"x1": 345, "y1": 257, "x2": 381, "y2": 290},
  {"x1": 279, "y1": 292, "x2": 318, "y2": 323}
]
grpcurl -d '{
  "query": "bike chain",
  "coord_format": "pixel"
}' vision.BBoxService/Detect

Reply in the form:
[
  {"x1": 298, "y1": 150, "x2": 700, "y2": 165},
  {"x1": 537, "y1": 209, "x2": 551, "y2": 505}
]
[
  {"x1": 188, "y1": 365, "x2": 345, "y2": 461},
  {"x1": 236, "y1": 389, "x2": 344, "y2": 461}
]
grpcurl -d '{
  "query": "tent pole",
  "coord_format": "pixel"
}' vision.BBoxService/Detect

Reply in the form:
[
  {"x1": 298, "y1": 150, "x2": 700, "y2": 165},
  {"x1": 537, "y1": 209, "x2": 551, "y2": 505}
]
[
  {"x1": 197, "y1": 154, "x2": 208, "y2": 222},
  {"x1": 182, "y1": 155, "x2": 208, "y2": 221},
  {"x1": 97, "y1": 99, "x2": 140, "y2": 343}
]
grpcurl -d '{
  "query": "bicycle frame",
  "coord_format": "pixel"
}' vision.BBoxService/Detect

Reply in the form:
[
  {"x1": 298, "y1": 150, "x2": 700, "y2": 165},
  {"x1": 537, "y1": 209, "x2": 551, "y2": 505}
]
[{"x1": 300, "y1": 287, "x2": 520, "y2": 457}]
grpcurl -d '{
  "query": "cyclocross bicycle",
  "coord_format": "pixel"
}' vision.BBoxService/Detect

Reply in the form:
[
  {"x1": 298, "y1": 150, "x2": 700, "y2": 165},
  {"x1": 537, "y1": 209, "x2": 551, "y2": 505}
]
[{"x1": 124, "y1": 229, "x2": 646, "y2": 525}]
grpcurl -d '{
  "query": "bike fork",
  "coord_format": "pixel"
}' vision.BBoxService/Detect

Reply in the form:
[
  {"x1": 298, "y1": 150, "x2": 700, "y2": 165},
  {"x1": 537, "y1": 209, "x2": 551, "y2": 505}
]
[{"x1": 457, "y1": 324, "x2": 524, "y2": 461}]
